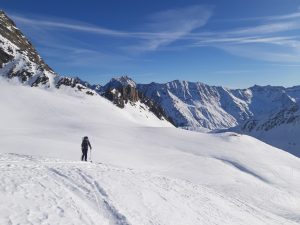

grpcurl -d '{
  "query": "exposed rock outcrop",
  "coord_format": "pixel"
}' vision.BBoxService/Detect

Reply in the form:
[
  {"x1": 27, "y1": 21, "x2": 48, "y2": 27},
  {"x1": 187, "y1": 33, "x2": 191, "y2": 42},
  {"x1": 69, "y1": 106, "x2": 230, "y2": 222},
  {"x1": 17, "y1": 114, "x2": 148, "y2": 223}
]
[{"x1": 100, "y1": 76, "x2": 173, "y2": 123}]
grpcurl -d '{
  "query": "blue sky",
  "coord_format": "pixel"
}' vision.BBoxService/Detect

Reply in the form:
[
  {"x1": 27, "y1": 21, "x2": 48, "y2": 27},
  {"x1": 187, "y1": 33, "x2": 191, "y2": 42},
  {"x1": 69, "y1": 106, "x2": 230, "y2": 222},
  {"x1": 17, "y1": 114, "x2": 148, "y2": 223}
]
[{"x1": 2, "y1": 0, "x2": 300, "y2": 88}]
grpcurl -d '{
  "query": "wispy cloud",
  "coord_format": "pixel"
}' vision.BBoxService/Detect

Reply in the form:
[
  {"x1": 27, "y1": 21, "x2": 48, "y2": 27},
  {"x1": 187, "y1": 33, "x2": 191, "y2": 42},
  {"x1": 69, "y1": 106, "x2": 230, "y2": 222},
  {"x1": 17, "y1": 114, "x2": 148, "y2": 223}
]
[
  {"x1": 11, "y1": 5, "x2": 212, "y2": 40},
  {"x1": 266, "y1": 11, "x2": 300, "y2": 21},
  {"x1": 131, "y1": 5, "x2": 212, "y2": 51},
  {"x1": 229, "y1": 21, "x2": 300, "y2": 35},
  {"x1": 11, "y1": 5, "x2": 213, "y2": 52},
  {"x1": 11, "y1": 15, "x2": 133, "y2": 37},
  {"x1": 219, "y1": 44, "x2": 300, "y2": 63},
  {"x1": 187, "y1": 9, "x2": 300, "y2": 63},
  {"x1": 214, "y1": 70, "x2": 254, "y2": 74},
  {"x1": 213, "y1": 10, "x2": 300, "y2": 22},
  {"x1": 9, "y1": 7, "x2": 300, "y2": 64}
]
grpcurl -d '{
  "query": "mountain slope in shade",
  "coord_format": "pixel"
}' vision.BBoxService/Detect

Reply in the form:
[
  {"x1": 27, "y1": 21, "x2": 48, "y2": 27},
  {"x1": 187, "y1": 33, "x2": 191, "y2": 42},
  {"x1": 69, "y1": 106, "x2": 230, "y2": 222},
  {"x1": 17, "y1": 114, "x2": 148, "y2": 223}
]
[
  {"x1": 230, "y1": 104, "x2": 300, "y2": 157},
  {"x1": 227, "y1": 86, "x2": 300, "y2": 156}
]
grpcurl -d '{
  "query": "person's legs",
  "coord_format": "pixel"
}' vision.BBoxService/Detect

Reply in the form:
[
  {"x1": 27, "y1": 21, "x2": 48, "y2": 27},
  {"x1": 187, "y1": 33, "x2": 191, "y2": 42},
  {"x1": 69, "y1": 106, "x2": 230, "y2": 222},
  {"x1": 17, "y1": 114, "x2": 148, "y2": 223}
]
[
  {"x1": 84, "y1": 150, "x2": 87, "y2": 161},
  {"x1": 82, "y1": 149, "x2": 87, "y2": 161},
  {"x1": 84, "y1": 149, "x2": 88, "y2": 161}
]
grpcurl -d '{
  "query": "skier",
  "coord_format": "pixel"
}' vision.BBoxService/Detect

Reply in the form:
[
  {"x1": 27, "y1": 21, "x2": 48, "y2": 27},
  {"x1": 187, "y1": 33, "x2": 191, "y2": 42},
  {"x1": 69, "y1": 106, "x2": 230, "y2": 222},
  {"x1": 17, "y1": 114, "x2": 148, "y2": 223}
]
[{"x1": 81, "y1": 136, "x2": 92, "y2": 161}]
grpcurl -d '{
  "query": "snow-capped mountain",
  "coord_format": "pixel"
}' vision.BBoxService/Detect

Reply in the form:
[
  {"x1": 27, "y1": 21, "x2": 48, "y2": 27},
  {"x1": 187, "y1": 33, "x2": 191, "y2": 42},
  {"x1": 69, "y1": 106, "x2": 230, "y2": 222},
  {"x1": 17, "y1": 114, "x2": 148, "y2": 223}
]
[
  {"x1": 102, "y1": 75, "x2": 137, "y2": 90},
  {"x1": 137, "y1": 81, "x2": 295, "y2": 129},
  {"x1": 138, "y1": 80, "x2": 244, "y2": 129}
]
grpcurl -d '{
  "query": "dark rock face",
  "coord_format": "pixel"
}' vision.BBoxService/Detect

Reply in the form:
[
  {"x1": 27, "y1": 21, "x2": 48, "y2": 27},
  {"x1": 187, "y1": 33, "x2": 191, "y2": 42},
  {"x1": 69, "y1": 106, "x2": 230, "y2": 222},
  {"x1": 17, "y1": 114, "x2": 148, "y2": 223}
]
[
  {"x1": 100, "y1": 77, "x2": 140, "y2": 108},
  {"x1": 32, "y1": 75, "x2": 50, "y2": 87},
  {"x1": 0, "y1": 11, "x2": 54, "y2": 85},
  {"x1": 100, "y1": 76, "x2": 173, "y2": 123},
  {"x1": 138, "y1": 92, "x2": 174, "y2": 123},
  {"x1": 241, "y1": 120, "x2": 258, "y2": 132},
  {"x1": 0, "y1": 47, "x2": 13, "y2": 66},
  {"x1": 56, "y1": 77, "x2": 82, "y2": 89},
  {"x1": 56, "y1": 77, "x2": 95, "y2": 95},
  {"x1": 103, "y1": 86, "x2": 139, "y2": 108}
]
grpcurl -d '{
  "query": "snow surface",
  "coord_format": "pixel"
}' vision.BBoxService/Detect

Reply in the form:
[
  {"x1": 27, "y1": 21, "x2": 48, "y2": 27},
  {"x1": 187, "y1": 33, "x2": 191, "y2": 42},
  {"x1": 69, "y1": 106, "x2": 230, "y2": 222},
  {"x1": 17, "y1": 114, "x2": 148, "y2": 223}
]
[{"x1": 1, "y1": 80, "x2": 300, "y2": 225}]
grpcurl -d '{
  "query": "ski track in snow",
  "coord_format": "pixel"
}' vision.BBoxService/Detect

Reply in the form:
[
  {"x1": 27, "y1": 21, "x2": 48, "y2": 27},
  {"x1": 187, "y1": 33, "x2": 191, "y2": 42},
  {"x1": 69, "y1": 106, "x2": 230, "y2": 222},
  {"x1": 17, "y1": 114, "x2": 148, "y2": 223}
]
[
  {"x1": 0, "y1": 153, "x2": 299, "y2": 225},
  {"x1": 0, "y1": 154, "x2": 130, "y2": 225}
]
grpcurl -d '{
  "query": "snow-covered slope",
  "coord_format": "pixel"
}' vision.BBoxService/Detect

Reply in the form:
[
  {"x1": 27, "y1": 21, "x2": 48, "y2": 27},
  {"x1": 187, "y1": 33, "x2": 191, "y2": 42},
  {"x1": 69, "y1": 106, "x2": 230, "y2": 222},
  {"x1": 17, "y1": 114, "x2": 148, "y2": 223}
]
[{"x1": 1, "y1": 79, "x2": 300, "y2": 225}]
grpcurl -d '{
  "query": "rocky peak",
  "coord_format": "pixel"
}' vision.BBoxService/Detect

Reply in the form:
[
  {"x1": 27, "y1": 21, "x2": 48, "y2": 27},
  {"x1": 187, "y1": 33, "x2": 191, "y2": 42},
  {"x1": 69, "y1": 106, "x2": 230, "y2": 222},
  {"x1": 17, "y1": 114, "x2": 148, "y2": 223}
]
[
  {"x1": 0, "y1": 11, "x2": 52, "y2": 72},
  {"x1": 105, "y1": 76, "x2": 136, "y2": 89},
  {"x1": 101, "y1": 76, "x2": 139, "y2": 108},
  {"x1": 100, "y1": 76, "x2": 172, "y2": 123},
  {"x1": 100, "y1": 76, "x2": 140, "y2": 108},
  {"x1": 0, "y1": 10, "x2": 55, "y2": 86}
]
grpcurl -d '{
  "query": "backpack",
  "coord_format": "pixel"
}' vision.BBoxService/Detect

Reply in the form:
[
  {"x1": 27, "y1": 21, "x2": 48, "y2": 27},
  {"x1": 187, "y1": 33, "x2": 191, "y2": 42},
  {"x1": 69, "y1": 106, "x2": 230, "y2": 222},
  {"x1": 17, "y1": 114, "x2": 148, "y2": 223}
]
[{"x1": 82, "y1": 138, "x2": 89, "y2": 150}]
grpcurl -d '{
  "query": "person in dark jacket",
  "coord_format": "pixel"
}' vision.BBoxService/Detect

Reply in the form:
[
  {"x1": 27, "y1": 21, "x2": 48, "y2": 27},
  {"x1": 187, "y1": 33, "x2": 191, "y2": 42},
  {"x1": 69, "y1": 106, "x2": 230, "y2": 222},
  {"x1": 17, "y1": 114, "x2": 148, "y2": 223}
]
[{"x1": 81, "y1": 136, "x2": 92, "y2": 161}]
